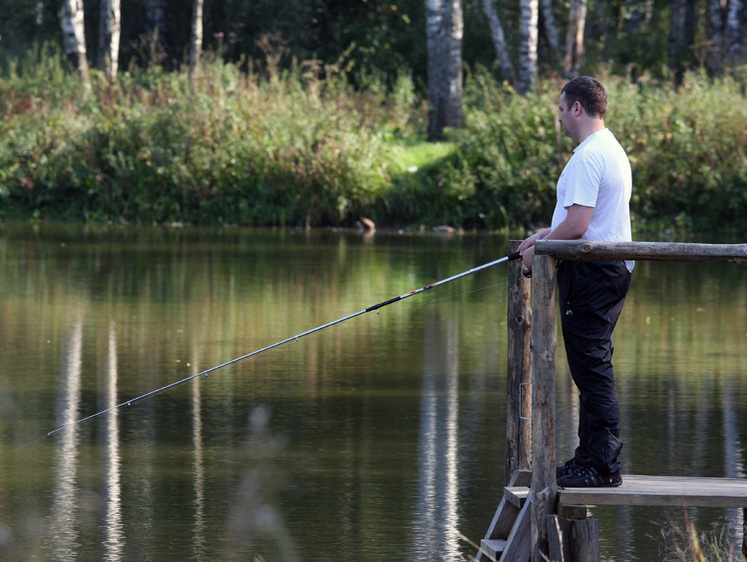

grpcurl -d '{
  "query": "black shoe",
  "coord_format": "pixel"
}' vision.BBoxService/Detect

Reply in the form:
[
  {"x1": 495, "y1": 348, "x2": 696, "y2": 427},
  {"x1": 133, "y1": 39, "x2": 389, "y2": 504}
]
[
  {"x1": 557, "y1": 464, "x2": 622, "y2": 488},
  {"x1": 556, "y1": 457, "x2": 582, "y2": 478}
]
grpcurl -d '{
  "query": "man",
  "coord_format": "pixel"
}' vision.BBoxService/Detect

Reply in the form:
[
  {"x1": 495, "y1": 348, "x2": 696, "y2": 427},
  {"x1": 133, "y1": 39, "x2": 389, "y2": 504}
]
[{"x1": 518, "y1": 76, "x2": 633, "y2": 488}]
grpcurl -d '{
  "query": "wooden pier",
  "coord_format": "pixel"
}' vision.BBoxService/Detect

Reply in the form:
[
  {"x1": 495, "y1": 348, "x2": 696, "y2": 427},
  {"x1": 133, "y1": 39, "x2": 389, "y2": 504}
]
[
  {"x1": 476, "y1": 240, "x2": 747, "y2": 562},
  {"x1": 557, "y1": 474, "x2": 747, "y2": 509}
]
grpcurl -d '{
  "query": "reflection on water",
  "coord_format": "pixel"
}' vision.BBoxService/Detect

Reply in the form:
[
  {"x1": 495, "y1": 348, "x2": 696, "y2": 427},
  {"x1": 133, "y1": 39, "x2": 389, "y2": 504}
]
[
  {"x1": 413, "y1": 312, "x2": 461, "y2": 559},
  {"x1": 0, "y1": 224, "x2": 745, "y2": 560},
  {"x1": 723, "y1": 377, "x2": 744, "y2": 548},
  {"x1": 191, "y1": 363, "x2": 206, "y2": 560},
  {"x1": 103, "y1": 322, "x2": 124, "y2": 562},
  {"x1": 49, "y1": 314, "x2": 83, "y2": 559}
]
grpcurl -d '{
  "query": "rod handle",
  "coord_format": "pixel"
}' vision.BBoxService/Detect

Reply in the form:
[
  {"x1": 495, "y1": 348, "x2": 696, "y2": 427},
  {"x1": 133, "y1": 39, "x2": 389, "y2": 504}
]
[{"x1": 365, "y1": 296, "x2": 402, "y2": 312}]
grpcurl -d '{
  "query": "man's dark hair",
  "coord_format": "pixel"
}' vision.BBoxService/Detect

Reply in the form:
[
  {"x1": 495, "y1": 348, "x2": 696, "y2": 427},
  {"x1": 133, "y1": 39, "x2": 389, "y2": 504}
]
[{"x1": 561, "y1": 76, "x2": 607, "y2": 118}]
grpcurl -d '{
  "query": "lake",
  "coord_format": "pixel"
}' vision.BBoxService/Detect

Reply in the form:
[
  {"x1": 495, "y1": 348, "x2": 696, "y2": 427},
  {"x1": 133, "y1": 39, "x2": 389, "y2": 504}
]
[{"x1": 0, "y1": 223, "x2": 745, "y2": 560}]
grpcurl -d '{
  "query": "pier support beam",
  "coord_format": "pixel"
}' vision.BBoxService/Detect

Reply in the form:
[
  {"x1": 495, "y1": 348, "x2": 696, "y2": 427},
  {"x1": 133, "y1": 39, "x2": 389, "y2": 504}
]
[
  {"x1": 505, "y1": 240, "x2": 532, "y2": 485},
  {"x1": 530, "y1": 253, "x2": 557, "y2": 561}
]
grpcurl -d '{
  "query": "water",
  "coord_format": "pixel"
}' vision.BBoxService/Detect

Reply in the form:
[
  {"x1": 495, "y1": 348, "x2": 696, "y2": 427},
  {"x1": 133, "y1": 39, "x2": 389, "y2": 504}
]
[{"x1": 0, "y1": 223, "x2": 744, "y2": 560}]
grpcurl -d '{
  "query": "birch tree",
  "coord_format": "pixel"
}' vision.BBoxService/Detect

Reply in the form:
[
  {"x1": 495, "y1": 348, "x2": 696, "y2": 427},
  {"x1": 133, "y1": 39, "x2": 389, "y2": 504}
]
[
  {"x1": 539, "y1": 0, "x2": 561, "y2": 56},
  {"x1": 426, "y1": 0, "x2": 463, "y2": 141},
  {"x1": 481, "y1": 0, "x2": 516, "y2": 86},
  {"x1": 563, "y1": 0, "x2": 588, "y2": 78},
  {"x1": 723, "y1": 0, "x2": 744, "y2": 60},
  {"x1": 189, "y1": 0, "x2": 204, "y2": 84},
  {"x1": 712, "y1": 0, "x2": 745, "y2": 69},
  {"x1": 518, "y1": 0, "x2": 538, "y2": 94},
  {"x1": 97, "y1": 0, "x2": 121, "y2": 80},
  {"x1": 60, "y1": 0, "x2": 90, "y2": 90}
]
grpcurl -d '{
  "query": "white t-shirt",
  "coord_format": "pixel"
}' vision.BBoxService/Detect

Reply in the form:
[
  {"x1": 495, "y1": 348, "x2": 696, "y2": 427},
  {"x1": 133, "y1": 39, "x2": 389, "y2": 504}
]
[{"x1": 551, "y1": 128, "x2": 634, "y2": 272}]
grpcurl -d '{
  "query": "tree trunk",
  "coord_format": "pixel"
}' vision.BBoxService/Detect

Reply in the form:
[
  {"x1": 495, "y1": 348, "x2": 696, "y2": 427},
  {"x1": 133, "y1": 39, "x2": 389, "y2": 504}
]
[
  {"x1": 97, "y1": 0, "x2": 121, "y2": 80},
  {"x1": 563, "y1": 0, "x2": 588, "y2": 79},
  {"x1": 668, "y1": 0, "x2": 688, "y2": 86},
  {"x1": 518, "y1": 0, "x2": 538, "y2": 94},
  {"x1": 189, "y1": 0, "x2": 204, "y2": 84},
  {"x1": 145, "y1": 0, "x2": 167, "y2": 41},
  {"x1": 707, "y1": 0, "x2": 725, "y2": 75},
  {"x1": 60, "y1": 0, "x2": 91, "y2": 90},
  {"x1": 480, "y1": 0, "x2": 516, "y2": 86},
  {"x1": 539, "y1": 0, "x2": 561, "y2": 56},
  {"x1": 426, "y1": 0, "x2": 463, "y2": 141},
  {"x1": 724, "y1": 0, "x2": 744, "y2": 60},
  {"x1": 590, "y1": 0, "x2": 609, "y2": 39}
]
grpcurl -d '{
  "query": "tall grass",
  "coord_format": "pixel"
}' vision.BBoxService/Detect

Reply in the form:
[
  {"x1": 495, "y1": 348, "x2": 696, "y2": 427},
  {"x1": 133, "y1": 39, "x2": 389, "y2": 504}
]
[
  {"x1": 659, "y1": 509, "x2": 744, "y2": 562},
  {"x1": 1, "y1": 47, "x2": 745, "y2": 233}
]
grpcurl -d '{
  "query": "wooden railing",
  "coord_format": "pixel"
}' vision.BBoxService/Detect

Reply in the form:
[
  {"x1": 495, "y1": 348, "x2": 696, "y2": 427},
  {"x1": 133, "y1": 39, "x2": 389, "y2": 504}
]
[{"x1": 511, "y1": 240, "x2": 747, "y2": 561}]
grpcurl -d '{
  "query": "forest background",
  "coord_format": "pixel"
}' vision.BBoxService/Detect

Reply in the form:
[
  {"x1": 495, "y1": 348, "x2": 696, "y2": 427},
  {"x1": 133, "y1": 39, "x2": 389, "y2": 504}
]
[{"x1": 0, "y1": 0, "x2": 745, "y2": 234}]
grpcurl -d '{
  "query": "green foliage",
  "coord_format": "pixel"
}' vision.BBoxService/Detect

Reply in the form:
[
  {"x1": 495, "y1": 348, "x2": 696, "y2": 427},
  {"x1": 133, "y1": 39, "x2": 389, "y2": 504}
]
[
  {"x1": 0, "y1": 48, "x2": 745, "y2": 234},
  {"x1": 385, "y1": 69, "x2": 746, "y2": 233},
  {"x1": 609, "y1": 72, "x2": 747, "y2": 232},
  {"x1": 444, "y1": 74, "x2": 562, "y2": 229},
  {"x1": 0, "y1": 53, "x2": 401, "y2": 227}
]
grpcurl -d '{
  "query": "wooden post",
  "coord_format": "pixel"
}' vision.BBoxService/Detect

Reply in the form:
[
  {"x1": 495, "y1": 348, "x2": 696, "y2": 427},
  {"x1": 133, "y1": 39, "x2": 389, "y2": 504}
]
[
  {"x1": 548, "y1": 515, "x2": 600, "y2": 561},
  {"x1": 506, "y1": 240, "x2": 532, "y2": 485},
  {"x1": 530, "y1": 253, "x2": 557, "y2": 561}
]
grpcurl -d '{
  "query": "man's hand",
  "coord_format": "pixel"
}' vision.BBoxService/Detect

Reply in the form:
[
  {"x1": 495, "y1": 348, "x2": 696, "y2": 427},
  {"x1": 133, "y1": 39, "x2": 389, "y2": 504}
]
[
  {"x1": 517, "y1": 228, "x2": 549, "y2": 272},
  {"x1": 520, "y1": 245, "x2": 535, "y2": 271},
  {"x1": 518, "y1": 205, "x2": 593, "y2": 274}
]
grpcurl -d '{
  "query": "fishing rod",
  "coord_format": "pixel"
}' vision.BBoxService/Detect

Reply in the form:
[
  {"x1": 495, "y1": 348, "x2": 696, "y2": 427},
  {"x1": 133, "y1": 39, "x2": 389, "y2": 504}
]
[{"x1": 42, "y1": 250, "x2": 522, "y2": 439}]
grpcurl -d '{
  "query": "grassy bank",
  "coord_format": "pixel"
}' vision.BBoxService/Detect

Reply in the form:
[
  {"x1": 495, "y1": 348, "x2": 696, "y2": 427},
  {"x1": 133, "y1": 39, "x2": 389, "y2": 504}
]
[{"x1": 1, "y1": 47, "x2": 745, "y2": 233}]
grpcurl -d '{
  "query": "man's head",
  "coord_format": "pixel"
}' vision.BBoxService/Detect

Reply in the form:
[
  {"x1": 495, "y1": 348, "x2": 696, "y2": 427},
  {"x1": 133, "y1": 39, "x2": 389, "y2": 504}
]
[
  {"x1": 558, "y1": 76, "x2": 607, "y2": 142},
  {"x1": 561, "y1": 76, "x2": 607, "y2": 117}
]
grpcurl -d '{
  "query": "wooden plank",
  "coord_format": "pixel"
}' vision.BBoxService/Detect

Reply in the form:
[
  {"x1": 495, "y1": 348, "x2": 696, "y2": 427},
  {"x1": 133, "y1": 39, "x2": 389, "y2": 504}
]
[
  {"x1": 475, "y1": 471, "x2": 534, "y2": 560},
  {"x1": 501, "y1": 496, "x2": 533, "y2": 562},
  {"x1": 558, "y1": 504, "x2": 587, "y2": 520},
  {"x1": 479, "y1": 539, "x2": 506, "y2": 561},
  {"x1": 489, "y1": 495, "x2": 520, "y2": 542},
  {"x1": 534, "y1": 240, "x2": 747, "y2": 264},
  {"x1": 558, "y1": 475, "x2": 747, "y2": 508},
  {"x1": 504, "y1": 486, "x2": 530, "y2": 509},
  {"x1": 482, "y1": 471, "x2": 533, "y2": 541},
  {"x1": 513, "y1": 469, "x2": 533, "y2": 487}
]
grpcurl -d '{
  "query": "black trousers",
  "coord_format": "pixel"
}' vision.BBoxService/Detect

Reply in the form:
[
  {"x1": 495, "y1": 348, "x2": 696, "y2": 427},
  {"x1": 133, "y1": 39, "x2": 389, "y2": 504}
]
[{"x1": 557, "y1": 260, "x2": 631, "y2": 475}]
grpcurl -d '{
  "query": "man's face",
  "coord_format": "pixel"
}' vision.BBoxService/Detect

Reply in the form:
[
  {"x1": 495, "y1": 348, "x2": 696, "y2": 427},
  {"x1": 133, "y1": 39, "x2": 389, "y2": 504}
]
[{"x1": 558, "y1": 93, "x2": 576, "y2": 139}]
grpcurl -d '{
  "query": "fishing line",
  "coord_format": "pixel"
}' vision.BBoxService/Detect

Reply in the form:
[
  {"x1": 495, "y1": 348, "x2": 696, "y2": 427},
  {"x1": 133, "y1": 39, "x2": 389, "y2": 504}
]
[
  {"x1": 406, "y1": 280, "x2": 506, "y2": 308},
  {"x1": 9, "y1": 251, "x2": 522, "y2": 451}
]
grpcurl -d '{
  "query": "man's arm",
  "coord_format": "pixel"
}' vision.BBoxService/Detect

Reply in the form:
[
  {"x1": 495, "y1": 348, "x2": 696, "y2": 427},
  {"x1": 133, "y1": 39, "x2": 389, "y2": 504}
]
[
  {"x1": 519, "y1": 204, "x2": 593, "y2": 270},
  {"x1": 517, "y1": 227, "x2": 551, "y2": 254}
]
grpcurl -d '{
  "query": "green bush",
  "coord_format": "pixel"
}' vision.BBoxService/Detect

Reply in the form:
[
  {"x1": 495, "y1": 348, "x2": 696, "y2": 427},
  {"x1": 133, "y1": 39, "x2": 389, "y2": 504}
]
[
  {"x1": 0, "y1": 48, "x2": 745, "y2": 234},
  {"x1": 387, "y1": 69, "x2": 746, "y2": 233},
  {"x1": 1, "y1": 52, "x2": 399, "y2": 227},
  {"x1": 612, "y1": 72, "x2": 747, "y2": 231}
]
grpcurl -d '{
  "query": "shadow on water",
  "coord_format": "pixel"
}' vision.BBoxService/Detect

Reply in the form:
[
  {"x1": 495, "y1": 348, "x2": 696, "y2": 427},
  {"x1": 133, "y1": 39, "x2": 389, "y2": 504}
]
[{"x1": 0, "y1": 223, "x2": 744, "y2": 560}]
